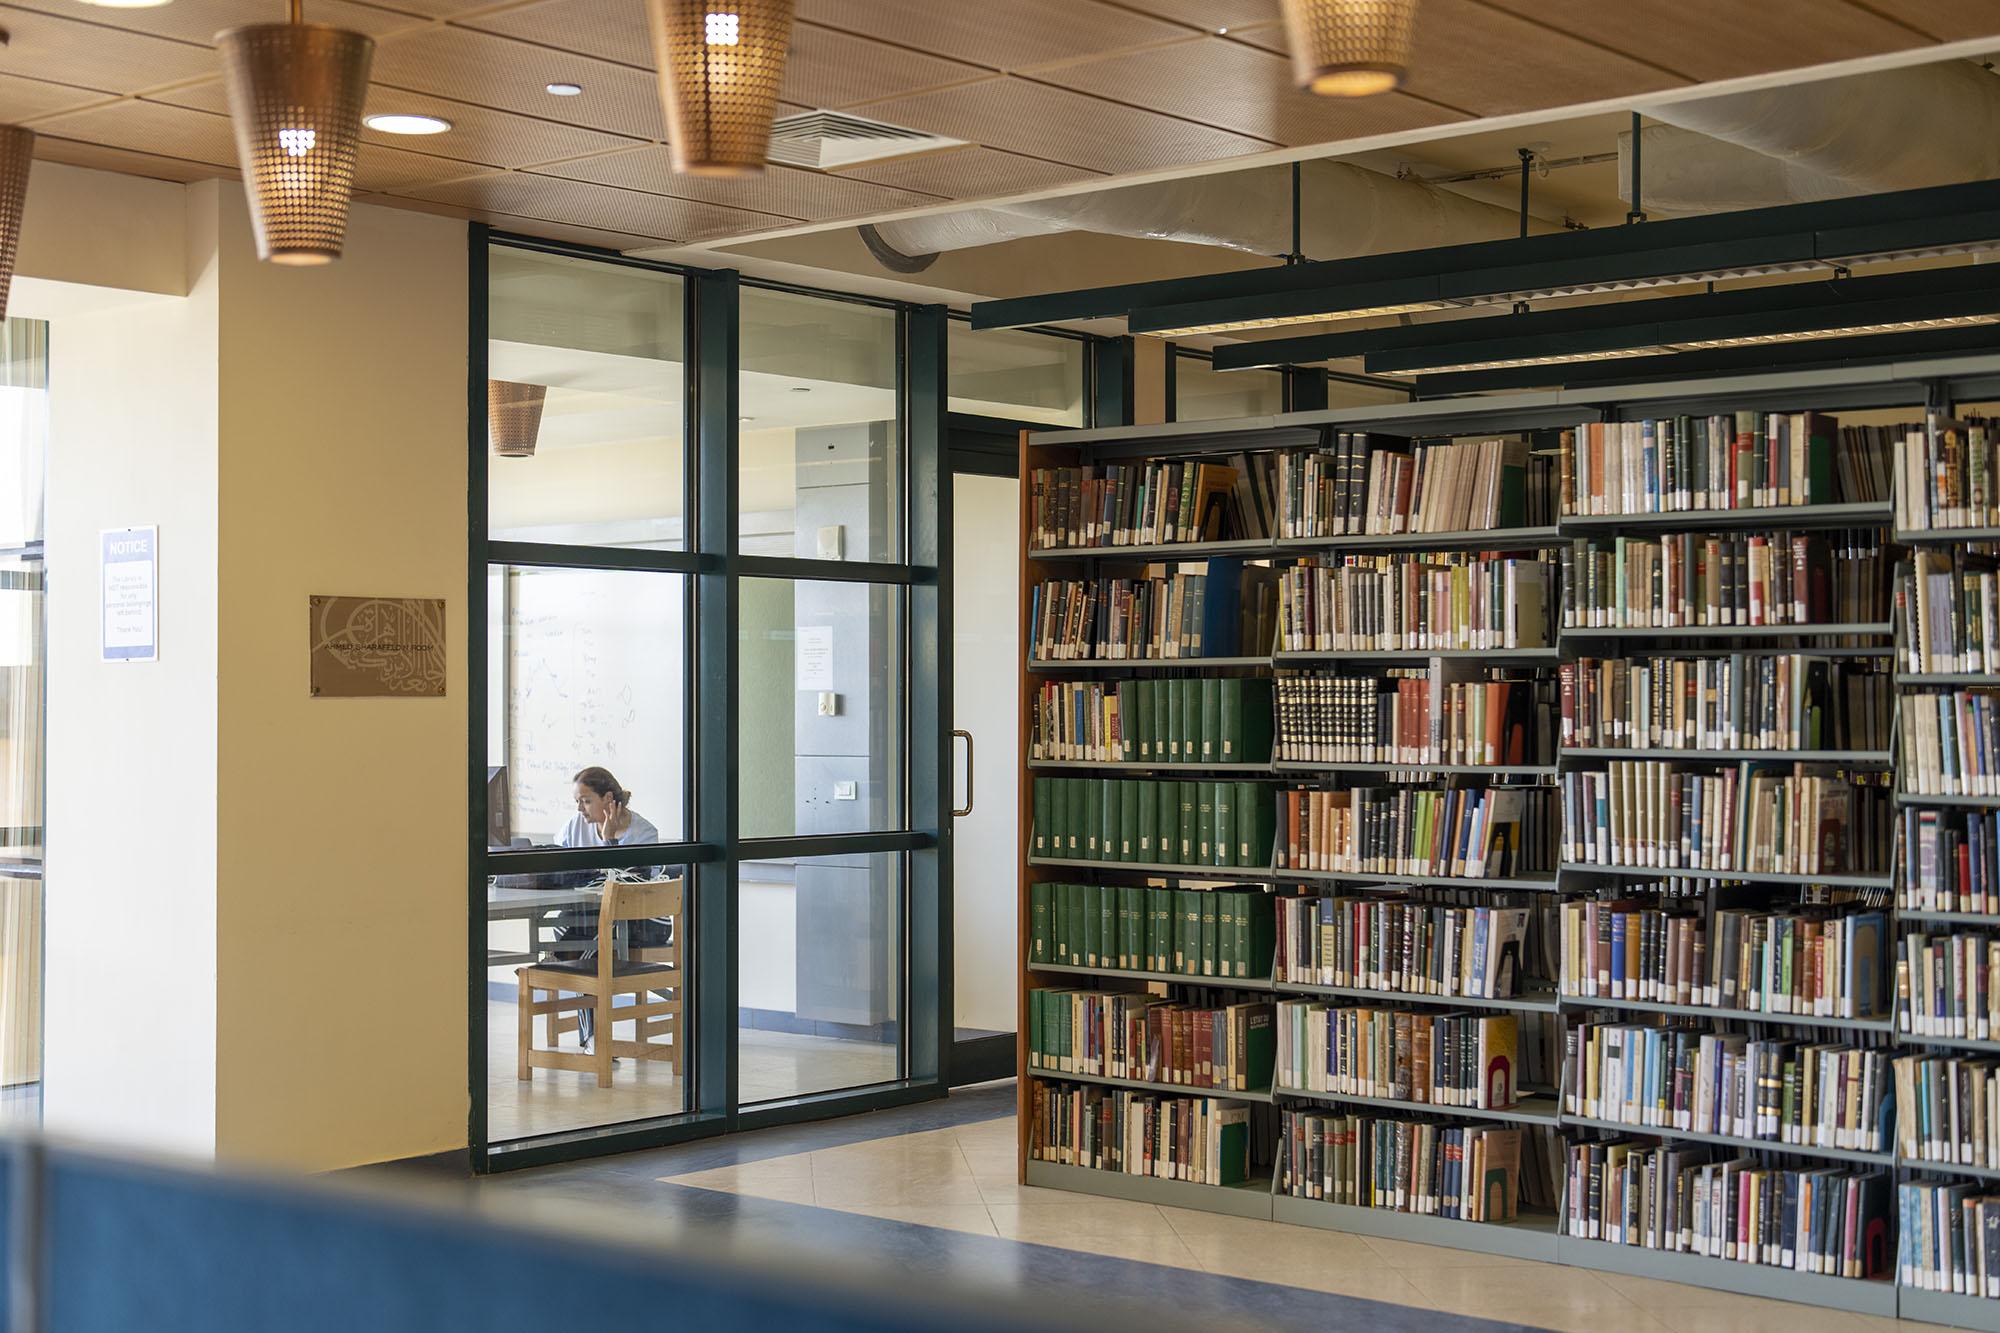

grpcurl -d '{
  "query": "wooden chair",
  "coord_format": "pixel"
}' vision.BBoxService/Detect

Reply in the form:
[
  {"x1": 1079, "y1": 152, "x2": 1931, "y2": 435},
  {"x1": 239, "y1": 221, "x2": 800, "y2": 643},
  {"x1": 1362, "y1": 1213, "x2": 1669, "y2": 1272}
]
[{"x1": 516, "y1": 876, "x2": 682, "y2": 1089}]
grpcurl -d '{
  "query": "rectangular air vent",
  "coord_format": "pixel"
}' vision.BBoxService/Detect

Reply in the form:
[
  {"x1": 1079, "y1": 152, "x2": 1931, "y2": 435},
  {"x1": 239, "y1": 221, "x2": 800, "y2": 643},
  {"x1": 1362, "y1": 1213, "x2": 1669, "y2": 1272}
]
[{"x1": 768, "y1": 110, "x2": 966, "y2": 170}]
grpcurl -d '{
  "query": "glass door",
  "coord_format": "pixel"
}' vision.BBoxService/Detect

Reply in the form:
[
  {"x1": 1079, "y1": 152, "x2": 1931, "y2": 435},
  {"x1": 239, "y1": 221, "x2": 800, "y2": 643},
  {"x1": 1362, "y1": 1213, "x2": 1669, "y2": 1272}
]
[{"x1": 948, "y1": 465, "x2": 1018, "y2": 1085}]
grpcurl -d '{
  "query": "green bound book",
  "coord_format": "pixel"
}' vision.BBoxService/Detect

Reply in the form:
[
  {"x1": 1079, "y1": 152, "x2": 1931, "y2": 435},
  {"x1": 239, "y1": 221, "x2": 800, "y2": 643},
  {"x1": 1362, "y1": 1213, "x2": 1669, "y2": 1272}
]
[
  {"x1": 1176, "y1": 888, "x2": 1200, "y2": 975},
  {"x1": 1177, "y1": 782, "x2": 1198, "y2": 864},
  {"x1": 1239, "y1": 678, "x2": 1275, "y2": 764},
  {"x1": 1064, "y1": 778, "x2": 1085, "y2": 859},
  {"x1": 1136, "y1": 779, "x2": 1159, "y2": 861},
  {"x1": 1118, "y1": 781, "x2": 1140, "y2": 861},
  {"x1": 1216, "y1": 892, "x2": 1237, "y2": 978},
  {"x1": 1057, "y1": 882, "x2": 1079, "y2": 964},
  {"x1": 1196, "y1": 782, "x2": 1216, "y2": 863},
  {"x1": 1098, "y1": 885, "x2": 1115, "y2": 967},
  {"x1": 1200, "y1": 892, "x2": 1219, "y2": 977},
  {"x1": 1157, "y1": 781, "x2": 1178, "y2": 864},
  {"x1": 1214, "y1": 781, "x2": 1236, "y2": 868},
  {"x1": 1246, "y1": 891, "x2": 1276, "y2": 978},
  {"x1": 1164, "y1": 679, "x2": 1184, "y2": 761},
  {"x1": 1115, "y1": 679, "x2": 1138, "y2": 762},
  {"x1": 1030, "y1": 881, "x2": 1051, "y2": 964},
  {"x1": 1200, "y1": 676, "x2": 1221, "y2": 763},
  {"x1": 1135, "y1": 678, "x2": 1156, "y2": 762},
  {"x1": 1081, "y1": 882, "x2": 1102, "y2": 967},
  {"x1": 1148, "y1": 679, "x2": 1169, "y2": 763},
  {"x1": 1236, "y1": 780, "x2": 1274, "y2": 867},
  {"x1": 1180, "y1": 677, "x2": 1201, "y2": 764},
  {"x1": 1119, "y1": 885, "x2": 1140, "y2": 969},
  {"x1": 1084, "y1": 779, "x2": 1103, "y2": 860},
  {"x1": 1149, "y1": 887, "x2": 1172, "y2": 972},
  {"x1": 1033, "y1": 776, "x2": 1053, "y2": 856},
  {"x1": 1217, "y1": 678, "x2": 1242, "y2": 764},
  {"x1": 1213, "y1": 1107, "x2": 1249, "y2": 1185},
  {"x1": 1026, "y1": 988, "x2": 1042, "y2": 1068},
  {"x1": 1241, "y1": 1005, "x2": 1276, "y2": 1090},
  {"x1": 1098, "y1": 778, "x2": 1119, "y2": 864}
]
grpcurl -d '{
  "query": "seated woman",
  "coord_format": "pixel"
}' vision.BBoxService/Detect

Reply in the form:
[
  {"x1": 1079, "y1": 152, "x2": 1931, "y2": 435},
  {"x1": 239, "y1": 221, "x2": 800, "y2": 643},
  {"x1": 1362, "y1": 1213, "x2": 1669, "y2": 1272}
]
[{"x1": 554, "y1": 766, "x2": 672, "y2": 1049}]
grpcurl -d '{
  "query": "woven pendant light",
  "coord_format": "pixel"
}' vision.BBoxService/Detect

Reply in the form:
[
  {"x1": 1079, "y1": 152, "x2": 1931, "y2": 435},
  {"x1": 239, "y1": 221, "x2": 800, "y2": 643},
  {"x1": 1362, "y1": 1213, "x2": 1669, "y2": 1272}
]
[
  {"x1": 1281, "y1": 0, "x2": 1419, "y2": 97},
  {"x1": 646, "y1": 0, "x2": 795, "y2": 177},
  {"x1": 0, "y1": 127, "x2": 32, "y2": 321},
  {"x1": 216, "y1": 0, "x2": 374, "y2": 265},
  {"x1": 489, "y1": 381, "x2": 547, "y2": 458}
]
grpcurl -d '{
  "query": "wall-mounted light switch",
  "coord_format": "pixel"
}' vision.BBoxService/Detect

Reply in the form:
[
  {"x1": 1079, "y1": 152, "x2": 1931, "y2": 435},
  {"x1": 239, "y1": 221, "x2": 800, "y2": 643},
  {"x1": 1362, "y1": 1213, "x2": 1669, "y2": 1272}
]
[{"x1": 834, "y1": 781, "x2": 857, "y2": 801}]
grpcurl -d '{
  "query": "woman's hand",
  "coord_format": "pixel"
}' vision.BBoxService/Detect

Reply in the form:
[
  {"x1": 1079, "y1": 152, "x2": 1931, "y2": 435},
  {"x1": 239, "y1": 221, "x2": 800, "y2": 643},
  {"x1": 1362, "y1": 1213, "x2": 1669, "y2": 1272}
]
[{"x1": 596, "y1": 798, "x2": 623, "y2": 843}]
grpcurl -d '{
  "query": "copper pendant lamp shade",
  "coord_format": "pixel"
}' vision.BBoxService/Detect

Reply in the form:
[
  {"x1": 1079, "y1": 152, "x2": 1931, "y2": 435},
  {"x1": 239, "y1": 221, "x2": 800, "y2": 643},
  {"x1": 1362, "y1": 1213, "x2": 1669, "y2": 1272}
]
[
  {"x1": 1281, "y1": 0, "x2": 1419, "y2": 97},
  {"x1": 216, "y1": 8, "x2": 374, "y2": 265},
  {"x1": 489, "y1": 381, "x2": 547, "y2": 458},
  {"x1": 646, "y1": 0, "x2": 795, "y2": 178},
  {"x1": 0, "y1": 127, "x2": 33, "y2": 322}
]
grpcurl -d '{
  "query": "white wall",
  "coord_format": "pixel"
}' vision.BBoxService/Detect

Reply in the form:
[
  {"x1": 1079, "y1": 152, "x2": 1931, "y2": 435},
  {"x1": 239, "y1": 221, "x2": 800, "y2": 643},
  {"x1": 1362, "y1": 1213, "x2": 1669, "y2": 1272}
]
[{"x1": 40, "y1": 186, "x2": 221, "y2": 1156}]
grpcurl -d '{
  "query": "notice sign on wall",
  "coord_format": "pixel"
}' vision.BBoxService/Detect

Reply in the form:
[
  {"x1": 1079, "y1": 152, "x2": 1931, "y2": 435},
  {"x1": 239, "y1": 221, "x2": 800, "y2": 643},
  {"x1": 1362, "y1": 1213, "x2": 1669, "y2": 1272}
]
[
  {"x1": 101, "y1": 526, "x2": 158, "y2": 662},
  {"x1": 795, "y1": 624, "x2": 834, "y2": 691},
  {"x1": 309, "y1": 595, "x2": 447, "y2": 698}
]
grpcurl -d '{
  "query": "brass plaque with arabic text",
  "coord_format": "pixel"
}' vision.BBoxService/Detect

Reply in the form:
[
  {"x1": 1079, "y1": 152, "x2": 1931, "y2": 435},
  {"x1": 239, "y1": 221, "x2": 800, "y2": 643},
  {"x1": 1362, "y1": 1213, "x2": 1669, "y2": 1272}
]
[{"x1": 309, "y1": 595, "x2": 446, "y2": 698}]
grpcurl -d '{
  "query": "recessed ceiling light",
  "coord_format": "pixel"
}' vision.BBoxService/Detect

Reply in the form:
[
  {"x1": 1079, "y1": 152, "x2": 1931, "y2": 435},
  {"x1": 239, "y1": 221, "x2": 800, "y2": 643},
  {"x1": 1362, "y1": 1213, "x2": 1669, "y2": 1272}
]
[
  {"x1": 364, "y1": 113, "x2": 452, "y2": 135},
  {"x1": 545, "y1": 82, "x2": 583, "y2": 96},
  {"x1": 1216, "y1": 26, "x2": 1228, "y2": 34}
]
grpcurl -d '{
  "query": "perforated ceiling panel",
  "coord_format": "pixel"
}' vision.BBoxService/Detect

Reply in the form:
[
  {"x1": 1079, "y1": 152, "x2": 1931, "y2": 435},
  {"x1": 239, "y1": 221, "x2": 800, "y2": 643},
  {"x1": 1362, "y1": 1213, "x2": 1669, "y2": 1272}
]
[
  {"x1": 27, "y1": 98, "x2": 240, "y2": 169},
  {"x1": 795, "y1": 0, "x2": 1188, "y2": 71},
  {"x1": 1108, "y1": 0, "x2": 1280, "y2": 30},
  {"x1": 542, "y1": 145, "x2": 942, "y2": 220},
  {"x1": 30, "y1": 135, "x2": 219, "y2": 183},
  {"x1": 0, "y1": 6, "x2": 223, "y2": 94},
  {"x1": 1037, "y1": 36, "x2": 1457, "y2": 146},
  {"x1": 157, "y1": 78, "x2": 646, "y2": 170},
  {"x1": 2, "y1": 0, "x2": 423, "y2": 50},
  {"x1": 1857, "y1": 0, "x2": 2000, "y2": 41},
  {"x1": 1480, "y1": 0, "x2": 1931, "y2": 82},
  {"x1": 366, "y1": 26, "x2": 669, "y2": 139},
  {"x1": 403, "y1": 170, "x2": 785, "y2": 242},
  {"x1": 836, "y1": 144, "x2": 1101, "y2": 198},
  {"x1": 0, "y1": 74, "x2": 110, "y2": 124},
  {"x1": 1401, "y1": 0, "x2": 1686, "y2": 116},
  {"x1": 863, "y1": 78, "x2": 1271, "y2": 175}
]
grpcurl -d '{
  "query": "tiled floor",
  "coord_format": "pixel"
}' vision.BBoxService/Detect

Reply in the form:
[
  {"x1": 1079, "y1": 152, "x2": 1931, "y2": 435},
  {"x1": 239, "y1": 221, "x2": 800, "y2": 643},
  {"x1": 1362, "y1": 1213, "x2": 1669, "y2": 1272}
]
[
  {"x1": 483, "y1": 1000, "x2": 898, "y2": 1141},
  {"x1": 467, "y1": 1083, "x2": 1930, "y2": 1333}
]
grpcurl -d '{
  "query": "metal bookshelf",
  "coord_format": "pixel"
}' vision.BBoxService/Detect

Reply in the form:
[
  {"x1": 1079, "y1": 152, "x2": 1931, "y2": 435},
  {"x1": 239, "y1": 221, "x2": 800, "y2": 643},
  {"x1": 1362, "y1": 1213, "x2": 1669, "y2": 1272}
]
[
  {"x1": 1559, "y1": 746, "x2": 1892, "y2": 765},
  {"x1": 1896, "y1": 790, "x2": 2000, "y2": 808},
  {"x1": 1556, "y1": 993, "x2": 1897, "y2": 1034},
  {"x1": 1560, "y1": 500, "x2": 1893, "y2": 532},
  {"x1": 1029, "y1": 960, "x2": 1276, "y2": 991},
  {"x1": 1027, "y1": 656, "x2": 1271, "y2": 673},
  {"x1": 1276, "y1": 981, "x2": 1562, "y2": 1014},
  {"x1": 1896, "y1": 525, "x2": 2000, "y2": 545},
  {"x1": 1558, "y1": 862, "x2": 1894, "y2": 891},
  {"x1": 1272, "y1": 1087, "x2": 1561, "y2": 1127},
  {"x1": 1902, "y1": 1031, "x2": 2000, "y2": 1055},
  {"x1": 1016, "y1": 373, "x2": 2000, "y2": 1324},
  {"x1": 1558, "y1": 1113, "x2": 1894, "y2": 1168},
  {"x1": 1038, "y1": 1067, "x2": 1275, "y2": 1104},
  {"x1": 1022, "y1": 1160, "x2": 1277, "y2": 1220}
]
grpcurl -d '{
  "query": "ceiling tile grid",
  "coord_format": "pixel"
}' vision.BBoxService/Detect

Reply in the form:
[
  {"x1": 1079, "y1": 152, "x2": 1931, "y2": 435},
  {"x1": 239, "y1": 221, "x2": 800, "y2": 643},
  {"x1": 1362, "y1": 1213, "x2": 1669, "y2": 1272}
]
[
  {"x1": 3, "y1": 0, "x2": 425, "y2": 50},
  {"x1": 835, "y1": 144, "x2": 1104, "y2": 197},
  {"x1": 796, "y1": 0, "x2": 1191, "y2": 72},
  {"x1": 860, "y1": 77, "x2": 1274, "y2": 176},
  {"x1": 1400, "y1": 0, "x2": 1688, "y2": 116},
  {"x1": 400, "y1": 169, "x2": 794, "y2": 241},
  {"x1": 366, "y1": 24, "x2": 667, "y2": 138},
  {"x1": 0, "y1": 73, "x2": 116, "y2": 124},
  {"x1": 1034, "y1": 36, "x2": 1460, "y2": 146},
  {"x1": 1478, "y1": 0, "x2": 1935, "y2": 83},
  {"x1": 541, "y1": 144, "x2": 943, "y2": 220},
  {"x1": 0, "y1": 4, "x2": 222, "y2": 93}
]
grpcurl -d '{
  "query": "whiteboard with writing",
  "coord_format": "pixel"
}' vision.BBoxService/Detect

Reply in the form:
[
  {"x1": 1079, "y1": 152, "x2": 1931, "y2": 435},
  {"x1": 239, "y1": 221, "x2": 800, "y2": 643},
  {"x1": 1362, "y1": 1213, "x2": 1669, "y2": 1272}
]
[{"x1": 505, "y1": 567, "x2": 686, "y2": 844}]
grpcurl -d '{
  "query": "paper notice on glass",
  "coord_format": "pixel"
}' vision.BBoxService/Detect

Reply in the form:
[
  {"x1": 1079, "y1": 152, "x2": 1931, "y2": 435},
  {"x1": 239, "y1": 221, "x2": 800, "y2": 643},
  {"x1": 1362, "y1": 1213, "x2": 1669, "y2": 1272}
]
[
  {"x1": 101, "y1": 526, "x2": 157, "y2": 662},
  {"x1": 796, "y1": 624, "x2": 834, "y2": 690}
]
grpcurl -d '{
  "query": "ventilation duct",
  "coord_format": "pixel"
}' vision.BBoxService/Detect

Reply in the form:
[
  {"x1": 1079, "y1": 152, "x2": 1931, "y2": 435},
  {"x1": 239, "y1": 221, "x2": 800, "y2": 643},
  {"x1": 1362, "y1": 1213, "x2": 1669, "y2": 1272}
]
[
  {"x1": 1622, "y1": 62, "x2": 2000, "y2": 213},
  {"x1": 865, "y1": 160, "x2": 1531, "y2": 265}
]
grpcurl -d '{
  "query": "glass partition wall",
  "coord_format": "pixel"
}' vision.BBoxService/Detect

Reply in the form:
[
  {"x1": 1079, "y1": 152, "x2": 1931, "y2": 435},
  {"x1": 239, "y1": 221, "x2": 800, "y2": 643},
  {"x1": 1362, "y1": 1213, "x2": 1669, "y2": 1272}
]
[{"x1": 472, "y1": 237, "x2": 943, "y2": 1168}]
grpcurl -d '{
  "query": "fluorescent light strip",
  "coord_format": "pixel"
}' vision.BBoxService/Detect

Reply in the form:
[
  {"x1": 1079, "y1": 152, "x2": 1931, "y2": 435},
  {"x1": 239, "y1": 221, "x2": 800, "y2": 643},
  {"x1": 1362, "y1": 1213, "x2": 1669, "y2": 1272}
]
[
  {"x1": 1376, "y1": 346, "x2": 1667, "y2": 377},
  {"x1": 1668, "y1": 311, "x2": 2000, "y2": 350},
  {"x1": 1146, "y1": 299, "x2": 1450, "y2": 337}
]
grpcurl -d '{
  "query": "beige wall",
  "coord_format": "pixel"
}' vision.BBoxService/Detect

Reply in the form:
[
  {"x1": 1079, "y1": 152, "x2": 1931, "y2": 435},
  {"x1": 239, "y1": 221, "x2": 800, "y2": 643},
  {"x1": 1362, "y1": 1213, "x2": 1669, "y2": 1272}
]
[
  {"x1": 211, "y1": 188, "x2": 468, "y2": 1169},
  {"x1": 39, "y1": 185, "x2": 221, "y2": 1156},
  {"x1": 39, "y1": 171, "x2": 468, "y2": 1170}
]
